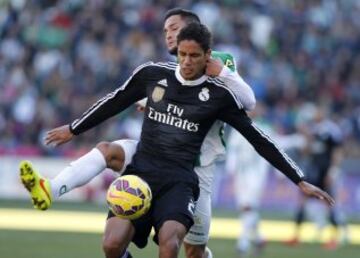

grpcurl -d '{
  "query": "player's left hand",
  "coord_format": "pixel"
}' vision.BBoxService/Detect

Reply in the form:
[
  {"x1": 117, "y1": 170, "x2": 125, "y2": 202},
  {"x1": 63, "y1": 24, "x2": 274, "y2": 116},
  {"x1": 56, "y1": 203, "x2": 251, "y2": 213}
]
[
  {"x1": 298, "y1": 181, "x2": 335, "y2": 206},
  {"x1": 206, "y1": 58, "x2": 224, "y2": 77}
]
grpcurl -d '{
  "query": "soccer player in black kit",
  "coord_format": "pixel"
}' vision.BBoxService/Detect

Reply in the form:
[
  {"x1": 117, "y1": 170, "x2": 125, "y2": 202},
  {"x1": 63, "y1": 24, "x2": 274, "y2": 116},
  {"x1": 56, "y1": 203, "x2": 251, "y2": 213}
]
[
  {"x1": 285, "y1": 107, "x2": 348, "y2": 248},
  {"x1": 27, "y1": 23, "x2": 334, "y2": 258}
]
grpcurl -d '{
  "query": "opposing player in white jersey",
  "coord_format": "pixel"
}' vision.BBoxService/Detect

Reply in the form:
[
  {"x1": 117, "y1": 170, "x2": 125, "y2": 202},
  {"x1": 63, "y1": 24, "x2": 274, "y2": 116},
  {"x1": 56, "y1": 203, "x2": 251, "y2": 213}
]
[
  {"x1": 226, "y1": 103, "x2": 306, "y2": 255},
  {"x1": 19, "y1": 8, "x2": 255, "y2": 258}
]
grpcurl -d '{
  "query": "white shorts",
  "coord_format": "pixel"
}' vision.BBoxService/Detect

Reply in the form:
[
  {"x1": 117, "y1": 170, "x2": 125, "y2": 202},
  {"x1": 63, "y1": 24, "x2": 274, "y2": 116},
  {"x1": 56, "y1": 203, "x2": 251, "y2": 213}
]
[
  {"x1": 184, "y1": 164, "x2": 215, "y2": 245},
  {"x1": 234, "y1": 165, "x2": 268, "y2": 209},
  {"x1": 112, "y1": 139, "x2": 138, "y2": 174}
]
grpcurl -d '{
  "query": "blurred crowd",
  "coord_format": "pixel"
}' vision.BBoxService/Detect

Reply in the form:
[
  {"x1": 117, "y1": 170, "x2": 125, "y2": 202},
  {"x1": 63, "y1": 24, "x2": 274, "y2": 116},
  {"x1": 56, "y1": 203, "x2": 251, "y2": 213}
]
[{"x1": 0, "y1": 0, "x2": 359, "y2": 158}]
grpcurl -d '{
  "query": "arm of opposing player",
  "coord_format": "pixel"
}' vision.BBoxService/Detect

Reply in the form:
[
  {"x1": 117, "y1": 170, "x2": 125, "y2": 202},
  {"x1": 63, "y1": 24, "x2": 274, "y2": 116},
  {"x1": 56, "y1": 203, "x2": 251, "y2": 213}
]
[
  {"x1": 218, "y1": 65, "x2": 256, "y2": 111},
  {"x1": 69, "y1": 64, "x2": 150, "y2": 136},
  {"x1": 219, "y1": 104, "x2": 305, "y2": 185},
  {"x1": 207, "y1": 58, "x2": 256, "y2": 111}
]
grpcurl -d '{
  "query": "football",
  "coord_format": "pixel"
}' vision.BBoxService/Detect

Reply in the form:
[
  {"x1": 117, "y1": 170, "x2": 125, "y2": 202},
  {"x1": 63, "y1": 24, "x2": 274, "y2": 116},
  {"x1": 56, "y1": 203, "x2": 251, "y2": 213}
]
[{"x1": 106, "y1": 175, "x2": 152, "y2": 220}]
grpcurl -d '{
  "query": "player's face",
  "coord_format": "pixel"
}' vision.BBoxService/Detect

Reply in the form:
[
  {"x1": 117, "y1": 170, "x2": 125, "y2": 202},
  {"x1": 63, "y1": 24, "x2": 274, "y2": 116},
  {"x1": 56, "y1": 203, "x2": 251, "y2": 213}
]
[
  {"x1": 163, "y1": 15, "x2": 187, "y2": 55},
  {"x1": 178, "y1": 39, "x2": 211, "y2": 80}
]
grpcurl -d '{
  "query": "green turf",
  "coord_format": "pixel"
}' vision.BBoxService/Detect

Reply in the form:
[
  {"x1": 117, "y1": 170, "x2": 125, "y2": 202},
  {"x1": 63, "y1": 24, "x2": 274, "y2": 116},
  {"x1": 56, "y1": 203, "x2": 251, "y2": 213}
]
[
  {"x1": 0, "y1": 230, "x2": 102, "y2": 258},
  {"x1": 1, "y1": 199, "x2": 359, "y2": 257},
  {"x1": 0, "y1": 198, "x2": 108, "y2": 212},
  {"x1": 0, "y1": 229, "x2": 359, "y2": 258},
  {"x1": 2, "y1": 199, "x2": 359, "y2": 223}
]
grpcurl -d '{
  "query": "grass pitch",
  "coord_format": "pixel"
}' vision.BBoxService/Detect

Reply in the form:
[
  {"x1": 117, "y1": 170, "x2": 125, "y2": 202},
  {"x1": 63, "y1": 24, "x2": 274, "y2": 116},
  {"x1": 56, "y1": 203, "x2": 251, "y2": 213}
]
[
  {"x1": 0, "y1": 200, "x2": 359, "y2": 258},
  {"x1": 1, "y1": 229, "x2": 359, "y2": 258}
]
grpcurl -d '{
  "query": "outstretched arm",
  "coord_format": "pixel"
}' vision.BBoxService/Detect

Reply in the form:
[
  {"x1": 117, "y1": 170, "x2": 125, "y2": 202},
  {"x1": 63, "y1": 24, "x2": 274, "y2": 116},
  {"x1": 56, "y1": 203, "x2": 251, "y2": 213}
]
[
  {"x1": 44, "y1": 63, "x2": 153, "y2": 146},
  {"x1": 220, "y1": 108, "x2": 304, "y2": 184},
  {"x1": 219, "y1": 106, "x2": 334, "y2": 206}
]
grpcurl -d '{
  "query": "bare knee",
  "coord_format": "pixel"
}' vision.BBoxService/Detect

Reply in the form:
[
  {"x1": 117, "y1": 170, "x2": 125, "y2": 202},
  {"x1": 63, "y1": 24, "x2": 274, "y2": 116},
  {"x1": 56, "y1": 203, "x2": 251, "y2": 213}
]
[
  {"x1": 159, "y1": 236, "x2": 182, "y2": 258},
  {"x1": 184, "y1": 242, "x2": 206, "y2": 258},
  {"x1": 158, "y1": 221, "x2": 187, "y2": 258},
  {"x1": 102, "y1": 234, "x2": 125, "y2": 256},
  {"x1": 96, "y1": 141, "x2": 125, "y2": 172},
  {"x1": 102, "y1": 217, "x2": 134, "y2": 258}
]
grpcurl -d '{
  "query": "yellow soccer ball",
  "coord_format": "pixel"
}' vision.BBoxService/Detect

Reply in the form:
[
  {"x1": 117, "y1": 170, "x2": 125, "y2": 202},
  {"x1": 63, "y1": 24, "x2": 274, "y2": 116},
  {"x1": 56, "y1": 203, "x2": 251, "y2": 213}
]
[{"x1": 106, "y1": 175, "x2": 152, "y2": 220}]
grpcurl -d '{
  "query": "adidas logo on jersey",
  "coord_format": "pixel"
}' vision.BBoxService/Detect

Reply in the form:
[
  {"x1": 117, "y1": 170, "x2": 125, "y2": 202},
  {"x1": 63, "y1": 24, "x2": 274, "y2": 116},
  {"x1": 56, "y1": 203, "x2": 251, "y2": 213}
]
[{"x1": 157, "y1": 79, "x2": 168, "y2": 87}]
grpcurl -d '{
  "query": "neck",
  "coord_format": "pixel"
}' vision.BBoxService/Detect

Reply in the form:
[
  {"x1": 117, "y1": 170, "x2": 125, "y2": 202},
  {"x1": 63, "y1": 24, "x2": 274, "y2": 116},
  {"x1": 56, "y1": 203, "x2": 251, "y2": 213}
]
[
  {"x1": 175, "y1": 65, "x2": 208, "y2": 86},
  {"x1": 180, "y1": 71, "x2": 204, "y2": 81}
]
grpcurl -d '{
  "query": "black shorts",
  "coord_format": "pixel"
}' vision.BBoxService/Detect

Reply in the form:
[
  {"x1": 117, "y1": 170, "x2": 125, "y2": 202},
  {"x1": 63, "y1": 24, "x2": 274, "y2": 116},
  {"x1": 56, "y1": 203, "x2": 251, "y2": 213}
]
[{"x1": 108, "y1": 180, "x2": 199, "y2": 248}]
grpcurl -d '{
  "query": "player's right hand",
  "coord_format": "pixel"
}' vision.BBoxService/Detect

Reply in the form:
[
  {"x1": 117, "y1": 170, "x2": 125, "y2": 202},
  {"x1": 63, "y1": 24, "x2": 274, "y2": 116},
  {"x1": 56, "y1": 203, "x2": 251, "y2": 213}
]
[{"x1": 44, "y1": 125, "x2": 74, "y2": 146}]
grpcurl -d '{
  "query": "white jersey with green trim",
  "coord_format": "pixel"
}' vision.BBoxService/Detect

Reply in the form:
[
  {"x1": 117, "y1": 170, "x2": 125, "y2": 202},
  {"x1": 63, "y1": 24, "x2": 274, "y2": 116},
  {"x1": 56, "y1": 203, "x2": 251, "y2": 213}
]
[
  {"x1": 195, "y1": 120, "x2": 225, "y2": 192},
  {"x1": 195, "y1": 50, "x2": 254, "y2": 192},
  {"x1": 198, "y1": 120, "x2": 226, "y2": 167},
  {"x1": 197, "y1": 50, "x2": 234, "y2": 168}
]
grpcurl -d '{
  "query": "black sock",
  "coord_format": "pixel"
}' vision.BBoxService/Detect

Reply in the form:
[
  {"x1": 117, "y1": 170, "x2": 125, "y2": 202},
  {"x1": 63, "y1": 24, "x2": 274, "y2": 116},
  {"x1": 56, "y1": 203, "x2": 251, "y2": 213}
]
[
  {"x1": 119, "y1": 249, "x2": 133, "y2": 258},
  {"x1": 295, "y1": 207, "x2": 305, "y2": 225}
]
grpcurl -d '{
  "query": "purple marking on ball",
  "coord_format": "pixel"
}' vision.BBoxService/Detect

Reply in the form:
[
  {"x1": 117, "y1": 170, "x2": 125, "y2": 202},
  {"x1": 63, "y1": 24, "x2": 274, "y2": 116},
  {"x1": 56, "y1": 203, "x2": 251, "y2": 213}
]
[
  {"x1": 122, "y1": 179, "x2": 129, "y2": 189},
  {"x1": 114, "y1": 180, "x2": 123, "y2": 191},
  {"x1": 112, "y1": 204, "x2": 124, "y2": 215},
  {"x1": 124, "y1": 209, "x2": 136, "y2": 216},
  {"x1": 126, "y1": 187, "x2": 137, "y2": 195}
]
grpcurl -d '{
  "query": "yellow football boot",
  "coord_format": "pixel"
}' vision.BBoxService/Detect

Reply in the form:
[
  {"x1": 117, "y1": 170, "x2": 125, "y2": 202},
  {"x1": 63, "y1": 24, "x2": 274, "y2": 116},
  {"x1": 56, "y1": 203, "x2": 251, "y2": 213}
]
[{"x1": 19, "y1": 160, "x2": 52, "y2": 210}]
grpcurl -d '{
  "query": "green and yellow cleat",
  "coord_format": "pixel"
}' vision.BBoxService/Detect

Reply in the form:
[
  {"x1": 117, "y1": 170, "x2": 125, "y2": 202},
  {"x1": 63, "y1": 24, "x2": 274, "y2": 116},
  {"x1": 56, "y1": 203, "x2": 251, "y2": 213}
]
[{"x1": 19, "y1": 160, "x2": 52, "y2": 211}]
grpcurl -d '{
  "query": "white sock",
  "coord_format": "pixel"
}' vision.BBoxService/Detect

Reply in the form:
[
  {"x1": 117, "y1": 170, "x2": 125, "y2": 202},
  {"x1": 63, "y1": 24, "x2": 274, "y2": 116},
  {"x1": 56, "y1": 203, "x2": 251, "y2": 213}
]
[
  {"x1": 205, "y1": 246, "x2": 213, "y2": 258},
  {"x1": 50, "y1": 148, "x2": 107, "y2": 199},
  {"x1": 120, "y1": 249, "x2": 131, "y2": 258}
]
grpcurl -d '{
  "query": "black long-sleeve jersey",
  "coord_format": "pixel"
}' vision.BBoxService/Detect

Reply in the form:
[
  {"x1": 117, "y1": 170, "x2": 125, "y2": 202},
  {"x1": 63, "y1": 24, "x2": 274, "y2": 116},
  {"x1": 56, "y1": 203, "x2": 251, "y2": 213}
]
[
  {"x1": 306, "y1": 119, "x2": 343, "y2": 187},
  {"x1": 70, "y1": 61, "x2": 304, "y2": 186}
]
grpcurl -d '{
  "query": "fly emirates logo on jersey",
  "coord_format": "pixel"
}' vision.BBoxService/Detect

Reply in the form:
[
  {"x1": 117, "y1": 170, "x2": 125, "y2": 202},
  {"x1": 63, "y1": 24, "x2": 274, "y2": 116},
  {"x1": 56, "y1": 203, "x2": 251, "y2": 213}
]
[{"x1": 148, "y1": 103, "x2": 200, "y2": 132}]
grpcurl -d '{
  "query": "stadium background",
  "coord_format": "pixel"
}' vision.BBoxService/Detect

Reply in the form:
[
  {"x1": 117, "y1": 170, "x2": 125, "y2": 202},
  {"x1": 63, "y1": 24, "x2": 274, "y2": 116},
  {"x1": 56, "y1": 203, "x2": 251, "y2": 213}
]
[{"x1": 0, "y1": 0, "x2": 359, "y2": 257}]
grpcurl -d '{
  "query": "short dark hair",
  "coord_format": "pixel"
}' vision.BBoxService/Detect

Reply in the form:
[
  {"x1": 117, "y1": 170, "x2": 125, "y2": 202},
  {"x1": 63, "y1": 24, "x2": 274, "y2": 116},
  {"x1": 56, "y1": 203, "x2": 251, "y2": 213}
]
[
  {"x1": 177, "y1": 23, "x2": 212, "y2": 52},
  {"x1": 164, "y1": 8, "x2": 201, "y2": 24}
]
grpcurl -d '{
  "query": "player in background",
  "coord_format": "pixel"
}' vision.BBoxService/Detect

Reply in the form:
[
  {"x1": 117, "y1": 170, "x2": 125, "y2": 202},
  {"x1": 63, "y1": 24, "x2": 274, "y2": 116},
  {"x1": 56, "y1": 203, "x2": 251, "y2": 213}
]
[
  {"x1": 19, "y1": 8, "x2": 255, "y2": 258},
  {"x1": 285, "y1": 106, "x2": 349, "y2": 249},
  {"x1": 226, "y1": 102, "x2": 306, "y2": 256}
]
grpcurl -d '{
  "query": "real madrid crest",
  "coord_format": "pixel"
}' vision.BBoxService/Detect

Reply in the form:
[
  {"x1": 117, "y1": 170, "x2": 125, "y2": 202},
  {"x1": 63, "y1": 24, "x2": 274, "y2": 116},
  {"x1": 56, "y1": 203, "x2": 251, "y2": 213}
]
[
  {"x1": 198, "y1": 87, "x2": 210, "y2": 101},
  {"x1": 152, "y1": 86, "x2": 165, "y2": 102}
]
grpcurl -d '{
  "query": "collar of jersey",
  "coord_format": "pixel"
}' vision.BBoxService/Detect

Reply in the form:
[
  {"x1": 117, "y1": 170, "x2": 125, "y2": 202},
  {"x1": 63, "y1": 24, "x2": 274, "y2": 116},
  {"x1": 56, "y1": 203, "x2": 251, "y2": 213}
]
[{"x1": 175, "y1": 65, "x2": 208, "y2": 86}]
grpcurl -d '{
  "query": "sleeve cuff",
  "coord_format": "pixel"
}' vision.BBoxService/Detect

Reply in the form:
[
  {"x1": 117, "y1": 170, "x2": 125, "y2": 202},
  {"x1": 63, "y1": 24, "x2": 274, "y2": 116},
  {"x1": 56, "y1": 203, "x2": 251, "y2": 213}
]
[
  {"x1": 69, "y1": 124, "x2": 78, "y2": 135},
  {"x1": 294, "y1": 176, "x2": 305, "y2": 185}
]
